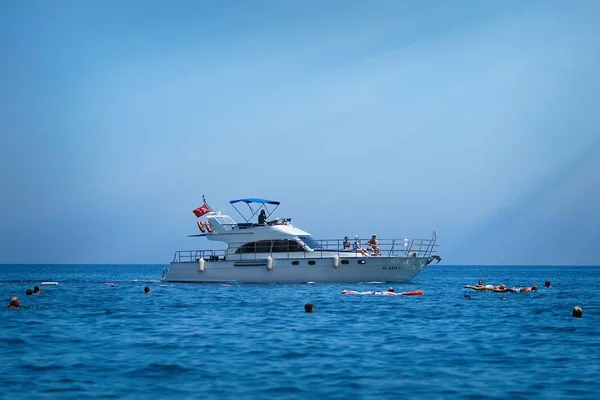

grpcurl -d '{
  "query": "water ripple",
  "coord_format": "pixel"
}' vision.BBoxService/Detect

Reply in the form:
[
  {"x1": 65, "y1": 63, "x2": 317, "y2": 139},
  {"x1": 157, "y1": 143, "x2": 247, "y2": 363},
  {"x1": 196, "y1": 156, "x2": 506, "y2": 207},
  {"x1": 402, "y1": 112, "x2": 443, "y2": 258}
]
[{"x1": 1, "y1": 264, "x2": 600, "y2": 399}]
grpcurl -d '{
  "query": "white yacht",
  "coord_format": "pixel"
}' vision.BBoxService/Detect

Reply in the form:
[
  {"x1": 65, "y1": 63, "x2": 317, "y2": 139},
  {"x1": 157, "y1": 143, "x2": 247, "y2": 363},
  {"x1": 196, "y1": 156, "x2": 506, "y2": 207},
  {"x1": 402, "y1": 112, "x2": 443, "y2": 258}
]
[{"x1": 162, "y1": 198, "x2": 441, "y2": 284}]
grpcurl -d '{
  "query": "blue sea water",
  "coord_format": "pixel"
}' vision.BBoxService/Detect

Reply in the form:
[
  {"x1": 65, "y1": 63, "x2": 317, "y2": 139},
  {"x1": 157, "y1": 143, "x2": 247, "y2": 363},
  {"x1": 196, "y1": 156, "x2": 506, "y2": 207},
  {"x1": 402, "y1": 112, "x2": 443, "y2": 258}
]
[{"x1": 1, "y1": 264, "x2": 599, "y2": 399}]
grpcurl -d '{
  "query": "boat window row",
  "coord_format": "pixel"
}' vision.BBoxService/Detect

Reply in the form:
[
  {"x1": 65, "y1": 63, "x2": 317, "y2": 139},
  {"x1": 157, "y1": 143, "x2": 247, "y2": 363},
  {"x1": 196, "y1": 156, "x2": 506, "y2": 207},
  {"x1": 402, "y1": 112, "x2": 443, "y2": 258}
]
[{"x1": 235, "y1": 240, "x2": 307, "y2": 254}]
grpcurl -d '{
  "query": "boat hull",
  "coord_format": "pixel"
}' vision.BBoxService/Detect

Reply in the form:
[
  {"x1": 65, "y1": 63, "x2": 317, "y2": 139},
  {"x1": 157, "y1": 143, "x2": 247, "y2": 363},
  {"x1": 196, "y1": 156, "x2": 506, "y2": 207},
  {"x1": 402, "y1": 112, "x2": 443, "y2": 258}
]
[{"x1": 163, "y1": 256, "x2": 430, "y2": 283}]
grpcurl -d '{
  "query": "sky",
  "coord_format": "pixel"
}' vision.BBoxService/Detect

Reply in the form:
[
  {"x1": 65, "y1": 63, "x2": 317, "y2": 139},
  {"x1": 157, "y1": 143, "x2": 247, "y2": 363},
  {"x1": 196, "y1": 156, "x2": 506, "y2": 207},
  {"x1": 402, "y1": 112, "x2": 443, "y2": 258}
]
[{"x1": 1, "y1": 0, "x2": 599, "y2": 265}]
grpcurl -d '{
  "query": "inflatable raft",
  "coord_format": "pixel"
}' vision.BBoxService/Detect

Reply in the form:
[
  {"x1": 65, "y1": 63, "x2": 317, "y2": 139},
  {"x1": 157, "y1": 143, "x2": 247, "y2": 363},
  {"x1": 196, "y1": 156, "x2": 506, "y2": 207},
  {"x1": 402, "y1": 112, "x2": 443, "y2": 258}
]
[{"x1": 342, "y1": 290, "x2": 423, "y2": 296}]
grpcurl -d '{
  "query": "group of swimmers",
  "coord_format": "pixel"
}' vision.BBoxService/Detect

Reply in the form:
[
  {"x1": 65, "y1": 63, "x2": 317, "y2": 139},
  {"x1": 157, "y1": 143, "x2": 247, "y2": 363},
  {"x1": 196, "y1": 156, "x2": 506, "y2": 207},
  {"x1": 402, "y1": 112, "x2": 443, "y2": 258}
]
[
  {"x1": 6, "y1": 285, "x2": 45, "y2": 309},
  {"x1": 7, "y1": 284, "x2": 152, "y2": 310},
  {"x1": 9, "y1": 280, "x2": 583, "y2": 317},
  {"x1": 464, "y1": 279, "x2": 552, "y2": 293},
  {"x1": 25, "y1": 286, "x2": 41, "y2": 296},
  {"x1": 463, "y1": 279, "x2": 583, "y2": 318}
]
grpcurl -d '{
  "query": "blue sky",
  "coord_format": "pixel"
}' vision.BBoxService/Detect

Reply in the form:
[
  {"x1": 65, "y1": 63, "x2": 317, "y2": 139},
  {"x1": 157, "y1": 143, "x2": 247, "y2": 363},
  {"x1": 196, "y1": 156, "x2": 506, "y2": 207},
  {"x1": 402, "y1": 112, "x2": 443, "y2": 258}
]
[{"x1": 1, "y1": 0, "x2": 598, "y2": 265}]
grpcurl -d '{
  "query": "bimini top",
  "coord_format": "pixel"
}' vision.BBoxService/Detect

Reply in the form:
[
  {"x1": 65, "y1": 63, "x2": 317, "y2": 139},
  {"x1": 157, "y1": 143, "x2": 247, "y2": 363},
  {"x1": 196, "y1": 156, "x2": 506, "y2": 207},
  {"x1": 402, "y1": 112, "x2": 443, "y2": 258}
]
[
  {"x1": 228, "y1": 197, "x2": 281, "y2": 223},
  {"x1": 229, "y1": 198, "x2": 280, "y2": 205}
]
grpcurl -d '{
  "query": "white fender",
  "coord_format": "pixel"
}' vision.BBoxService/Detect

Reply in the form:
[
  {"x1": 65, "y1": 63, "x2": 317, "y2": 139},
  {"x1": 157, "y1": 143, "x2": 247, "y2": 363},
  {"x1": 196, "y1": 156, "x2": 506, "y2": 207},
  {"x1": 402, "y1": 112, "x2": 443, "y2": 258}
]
[
  {"x1": 198, "y1": 258, "x2": 205, "y2": 272},
  {"x1": 333, "y1": 255, "x2": 339, "y2": 268},
  {"x1": 266, "y1": 256, "x2": 273, "y2": 271}
]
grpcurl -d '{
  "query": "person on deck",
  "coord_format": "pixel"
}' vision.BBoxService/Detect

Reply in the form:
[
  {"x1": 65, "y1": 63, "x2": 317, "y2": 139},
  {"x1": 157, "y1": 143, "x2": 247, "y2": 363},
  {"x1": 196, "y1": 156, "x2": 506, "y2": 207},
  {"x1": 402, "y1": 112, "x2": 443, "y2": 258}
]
[
  {"x1": 367, "y1": 235, "x2": 381, "y2": 256},
  {"x1": 258, "y1": 209, "x2": 267, "y2": 225},
  {"x1": 343, "y1": 236, "x2": 351, "y2": 250},
  {"x1": 352, "y1": 235, "x2": 370, "y2": 256}
]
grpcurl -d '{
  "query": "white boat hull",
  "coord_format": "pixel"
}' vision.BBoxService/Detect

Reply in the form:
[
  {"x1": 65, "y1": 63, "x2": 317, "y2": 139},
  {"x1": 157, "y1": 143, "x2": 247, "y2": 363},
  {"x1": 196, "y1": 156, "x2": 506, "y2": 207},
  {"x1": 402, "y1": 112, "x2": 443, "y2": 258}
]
[{"x1": 163, "y1": 256, "x2": 430, "y2": 284}]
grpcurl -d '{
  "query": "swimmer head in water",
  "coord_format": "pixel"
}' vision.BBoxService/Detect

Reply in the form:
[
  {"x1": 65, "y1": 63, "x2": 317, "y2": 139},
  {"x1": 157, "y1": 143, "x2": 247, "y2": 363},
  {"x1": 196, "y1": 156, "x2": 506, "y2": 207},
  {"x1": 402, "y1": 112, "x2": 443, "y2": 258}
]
[{"x1": 8, "y1": 296, "x2": 20, "y2": 309}]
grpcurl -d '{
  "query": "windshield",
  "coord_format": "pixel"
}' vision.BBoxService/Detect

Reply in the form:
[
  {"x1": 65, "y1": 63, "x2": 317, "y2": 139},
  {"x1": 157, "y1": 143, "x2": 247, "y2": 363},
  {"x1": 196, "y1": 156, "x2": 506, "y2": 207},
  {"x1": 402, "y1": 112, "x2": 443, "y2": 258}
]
[{"x1": 298, "y1": 235, "x2": 322, "y2": 250}]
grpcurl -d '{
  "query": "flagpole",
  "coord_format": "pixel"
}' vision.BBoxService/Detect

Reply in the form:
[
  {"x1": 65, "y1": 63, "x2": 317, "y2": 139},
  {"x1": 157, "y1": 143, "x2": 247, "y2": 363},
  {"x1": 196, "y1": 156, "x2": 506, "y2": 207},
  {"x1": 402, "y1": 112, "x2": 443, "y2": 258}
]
[{"x1": 202, "y1": 194, "x2": 212, "y2": 211}]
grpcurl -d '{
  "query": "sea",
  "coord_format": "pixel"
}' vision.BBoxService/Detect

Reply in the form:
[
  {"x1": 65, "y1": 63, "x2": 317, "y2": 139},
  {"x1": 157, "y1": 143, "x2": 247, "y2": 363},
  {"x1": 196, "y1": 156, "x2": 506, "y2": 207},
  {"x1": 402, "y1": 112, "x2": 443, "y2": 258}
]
[{"x1": 1, "y1": 264, "x2": 599, "y2": 399}]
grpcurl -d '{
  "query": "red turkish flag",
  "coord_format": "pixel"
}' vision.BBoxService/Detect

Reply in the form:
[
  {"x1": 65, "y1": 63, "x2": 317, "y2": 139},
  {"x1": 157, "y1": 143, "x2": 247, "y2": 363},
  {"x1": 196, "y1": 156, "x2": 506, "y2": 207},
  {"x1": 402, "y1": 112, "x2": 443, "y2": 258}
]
[{"x1": 192, "y1": 204, "x2": 210, "y2": 217}]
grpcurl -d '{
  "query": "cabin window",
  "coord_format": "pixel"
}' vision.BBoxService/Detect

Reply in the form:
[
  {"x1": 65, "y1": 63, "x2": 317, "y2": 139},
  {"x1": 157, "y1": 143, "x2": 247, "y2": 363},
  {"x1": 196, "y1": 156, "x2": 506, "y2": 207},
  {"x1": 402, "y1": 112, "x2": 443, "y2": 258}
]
[
  {"x1": 298, "y1": 235, "x2": 322, "y2": 250},
  {"x1": 272, "y1": 240, "x2": 305, "y2": 253},
  {"x1": 308, "y1": 260, "x2": 316, "y2": 265},
  {"x1": 341, "y1": 260, "x2": 349, "y2": 265},
  {"x1": 291, "y1": 261, "x2": 299, "y2": 266},
  {"x1": 235, "y1": 240, "x2": 306, "y2": 254},
  {"x1": 235, "y1": 241, "x2": 271, "y2": 254}
]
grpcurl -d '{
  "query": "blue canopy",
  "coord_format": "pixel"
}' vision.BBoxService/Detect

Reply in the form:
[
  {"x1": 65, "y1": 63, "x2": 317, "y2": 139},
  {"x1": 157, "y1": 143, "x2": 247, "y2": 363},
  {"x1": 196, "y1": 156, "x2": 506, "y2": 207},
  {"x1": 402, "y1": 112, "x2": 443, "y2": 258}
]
[{"x1": 229, "y1": 198, "x2": 280, "y2": 205}]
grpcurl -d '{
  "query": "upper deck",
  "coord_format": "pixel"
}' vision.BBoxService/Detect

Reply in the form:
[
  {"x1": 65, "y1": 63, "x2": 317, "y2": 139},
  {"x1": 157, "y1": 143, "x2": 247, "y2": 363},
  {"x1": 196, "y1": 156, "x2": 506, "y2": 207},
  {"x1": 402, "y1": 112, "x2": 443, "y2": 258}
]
[
  {"x1": 203, "y1": 213, "x2": 310, "y2": 243},
  {"x1": 173, "y1": 234, "x2": 440, "y2": 263}
]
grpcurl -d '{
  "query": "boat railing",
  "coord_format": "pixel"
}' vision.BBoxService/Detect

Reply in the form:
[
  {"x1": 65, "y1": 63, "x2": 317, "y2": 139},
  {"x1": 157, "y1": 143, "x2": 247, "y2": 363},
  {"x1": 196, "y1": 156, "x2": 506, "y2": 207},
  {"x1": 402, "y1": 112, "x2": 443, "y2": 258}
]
[
  {"x1": 313, "y1": 235, "x2": 438, "y2": 258},
  {"x1": 172, "y1": 249, "x2": 228, "y2": 263},
  {"x1": 172, "y1": 233, "x2": 438, "y2": 262}
]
